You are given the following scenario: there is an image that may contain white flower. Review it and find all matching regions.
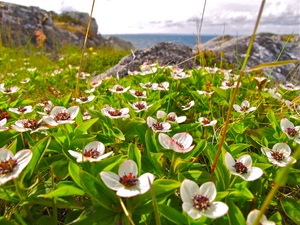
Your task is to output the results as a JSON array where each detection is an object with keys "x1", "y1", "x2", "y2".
[
  {"x1": 147, "y1": 116, "x2": 171, "y2": 133},
  {"x1": 267, "y1": 88, "x2": 282, "y2": 101},
  {"x1": 180, "y1": 180, "x2": 228, "y2": 220},
  {"x1": 20, "y1": 78, "x2": 30, "y2": 84},
  {"x1": 224, "y1": 152, "x2": 263, "y2": 181},
  {"x1": 101, "y1": 105, "x2": 130, "y2": 119},
  {"x1": 129, "y1": 89, "x2": 147, "y2": 98},
  {"x1": 90, "y1": 78, "x2": 102, "y2": 88},
  {"x1": 198, "y1": 117, "x2": 217, "y2": 127},
  {"x1": 182, "y1": 101, "x2": 194, "y2": 111},
  {"x1": 109, "y1": 85, "x2": 130, "y2": 93},
  {"x1": 0, "y1": 118, "x2": 9, "y2": 131},
  {"x1": 152, "y1": 82, "x2": 169, "y2": 91},
  {"x1": 0, "y1": 85, "x2": 19, "y2": 94},
  {"x1": 285, "y1": 100, "x2": 300, "y2": 111},
  {"x1": 85, "y1": 87, "x2": 95, "y2": 93},
  {"x1": 279, "y1": 83, "x2": 300, "y2": 91},
  {"x1": 82, "y1": 112, "x2": 92, "y2": 120},
  {"x1": 8, "y1": 105, "x2": 33, "y2": 115},
  {"x1": 157, "y1": 110, "x2": 186, "y2": 124},
  {"x1": 100, "y1": 159, "x2": 155, "y2": 198},
  {"x1": 68, "y1": 141, "x2": 113, "y2": 163},
  {"x1": 246, "y1": 209, "x2": 275, "y2": 225},
  {"x1": 11, "y1": 119, "x2": 48, "y2": 133},
  {"x1": 280, "y1": 118, "x2": 300, "y2": 144},
  {"x1": 43, "y1": 106, "x2": 79, "y2": 126},
  {"x1": 233, "y1": 100, "x2": 257, "y2": 113},
  {"x1": 159, "y1": 132, "x2": 194, "y2": 153},
  {"x1": 129, "y1": 101, "x2": 152, "y2": 112},
  {"x1": 197, "y1": 90, "x2": 214, "y2": 96},
  {"x1": 171, "y1": 67, "x2": 190, "y2": 79},
  {"x1": 140, "y1": 82, "x2": 158, "y2": 89},
  {"x1": 220, "y1": 80, "x2": 241, "y2": 89},
  {"x1": 261, "y1": 143, "x2": 296, "y2": 167},
  {"x1": 0, "y1": 148, "x2": 32, "y2": 185},
  {"x1": 75, "y1": 95, "x2": 95, "y2": 104}
]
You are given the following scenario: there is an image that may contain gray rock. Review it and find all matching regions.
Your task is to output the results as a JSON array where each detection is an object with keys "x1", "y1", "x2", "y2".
[
  {"x1": 198, "y1": 33, "x2": 300, "y2": 82},
  {"x1": 96, "y1": 42, "x2": 197, "y2": 79},
  {"x1": 0, "y1": 1, "x2": 132, "y2": 51}
]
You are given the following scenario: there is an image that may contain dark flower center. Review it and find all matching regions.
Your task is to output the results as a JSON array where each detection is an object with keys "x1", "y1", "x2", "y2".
[
  {"x1": 17, "y1": 107, "x2": 27, "y2": 113},
  {"x1": 0, "y1": 111, "x2": 11, "y2": 120},
  {"x1": 116, "y1": 86, "x2": 124, "y2": 91},
  {"x1": 240, "y1": 106, "x2": 249, "y2": 112},
  {"x1": 54, "y1": 112, "x2": 71, "y2": 121},
  {"x1": 226, "y1": 81, "x2": 234, "y2": 86},
  {"x1": 145, "y1": 83, "x2": 152, "y2": 88},
  {"x1": 287, "y1": 127, "x2": 297, "y2": 137},
  {"x1": 0, "y1": 158, "x2": 18, "y2": 175},
  {"x1": 271, "y1": 151, "x2": 284, "y2": 161},
  {"x1": 135, "y1": 102, "x2": 146, "y2": 110},
  {"x1": 4, "y1": 87, "x2": 12, "y2": 93},
  {"x1": 152, "y1": 122, "x2": 164, "y2": 130},
  {"x1": 135, "y1": 91, "x2": 144, "y2": 96},
  {"x1": 185, "y1": 103, "x2": 191, "y2": 108},
  {"x1": 175, "y1": 141, "x2": 184, "y2": 148},
  {"x1": 167, "y1": 115, "x2": 176, "y2": 122},
  {"x1": 233, "y1": 162, "x2": 248, "y2": 174},
  {"x1": 84, "y1": 149, "x2": 100, "y2": 159},
  {"x1": 192, "y1": 195, "x2": 210, "y2": 211},
  {"x1": 201, "y1": 118, "x2": 211, "y2": 124},
  {"x1": 80, "y1": 97, "x2": 88, "y2": 102},
  {"x1": 108, "y1": 110, "x2": 122, "y2": 117},
  {"x1": 23, "y1": 119, "x2": 41, "y2": 129},
  {"x1": 119, "y1": 172, "x2": 139, "y2": 187}
]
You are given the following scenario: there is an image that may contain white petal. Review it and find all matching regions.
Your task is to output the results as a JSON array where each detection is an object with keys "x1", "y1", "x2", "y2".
[
  {"x1": 118, "y1": 160, "x2": 138, "y2": 177},
  {"x1": 158, "y1": 133, "x2": 172, "y2": 149},
  {"x1": 116, "y1": 186, "x2": 141, "y2": 197},
  {"x1": 241, "y1": 167, "x2": 263, "y2": 181},
  {"x1": 238, "y1": 154, "x2": 252, "y2": 168},
  {"x1": 273, "y1": 143, "x2": 291, "y2": 155},
  {"x1": 180, "y1": 179, "x2": 199, "y2": 202},
  {"x1": 100, "y1": 171, "x2": 123, "y2": 191},
  {"x1": 0, "y1": 148, "x2": 14, "y2": 161},
  {"x1": 85, "y1": 141, "x2": 105, "y2": 155},
  {"x1": 172, "y1": 132, "x2": 193, "y2": 149},
  {"x1": 233, "y1": 104, "x2": 241, "y2": 112},
  {"x1": 156, "y1": 110, "x2": 167, "y2": 118},
  {"x1": 201, "y1": 202, "x2": 228, "y2": 219},
  {"x1": 137, "y1": 173, "x2": 155, "y2": 194},
  {"x1": 176, "y1": 116, "x2": 187, "y2": 123},
  {"x1": 182, "y1": 202, "x2": 202, "y2": 220},
  {"x1": 67, "y1": 106, "x2": 80, "y2": 119},
  {"x1": 224, "y1": 152, "x2": 236, "y2": 174},
  {"x1": 68, "y1": 150, "x2": 83, "y2": 162},
  {"x1": 199, "y1": 182, "x2": 217, "y2": 202}
]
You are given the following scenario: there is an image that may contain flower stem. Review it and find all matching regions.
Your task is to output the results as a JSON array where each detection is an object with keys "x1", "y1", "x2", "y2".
[
  {"x1": 210, "y1": 0, "x2": 266, "y2": 180},
  {"x1": 229, "y1": 176, "x2": 238, "y2": 188}
]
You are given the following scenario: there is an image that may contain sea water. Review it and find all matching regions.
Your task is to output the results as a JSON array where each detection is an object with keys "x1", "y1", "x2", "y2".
[{"x1": 103, "y1": 33, "x2": 216, "y2": 50}]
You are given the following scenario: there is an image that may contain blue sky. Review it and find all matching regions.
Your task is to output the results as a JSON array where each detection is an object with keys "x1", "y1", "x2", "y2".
[{"x1": 4, "y1": 0, "x2": 300, "y2": 35}]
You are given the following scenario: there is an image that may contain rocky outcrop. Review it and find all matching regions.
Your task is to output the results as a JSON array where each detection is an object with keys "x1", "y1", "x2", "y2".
[
  {"x1": 0, "y1": 1, "x2": 133, "y2": 51},
  {"x1": 96, "y1": 42, "x2": 196, "y2": 79},
  {"x1": 198, "y1": 33, "x2": 300, "y2": 82}
]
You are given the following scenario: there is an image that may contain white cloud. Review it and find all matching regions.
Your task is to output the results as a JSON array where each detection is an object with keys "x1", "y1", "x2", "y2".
[{"x1": 3, "y1": 0, "x2": 300, "y2": 34}]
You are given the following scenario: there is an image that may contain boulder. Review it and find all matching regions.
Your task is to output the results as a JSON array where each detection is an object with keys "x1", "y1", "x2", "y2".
[
  {"x1": 198, "y1": 33, "x2": 300, "y2": 82},
  {"x1": 96, "y1": 42, "x2": 196, "y2": 79},
  {"x1": 0, "y1": 1, "x2": 132, "y2": 51}
]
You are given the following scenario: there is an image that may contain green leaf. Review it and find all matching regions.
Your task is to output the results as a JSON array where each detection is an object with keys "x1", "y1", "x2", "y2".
[
  {"x1": 229, "y1": 143, "x2": 250, "y2": 155},
  {"x1": 23, "y1": 136, "x2": 51, "y2": 181},
  {"x1": 225, "y1": 197, "x2": 246, "y2": 225},
  {"x1": 269, "y1": 211, "x2": 282, "y2": 225},
  {"x1": 111, "y1": 126, "x2": 125, "y2": 141},
  {"x1": 158, "y1": 204, "x2": 187, "y2": 225},
  {"x1": 266, "y1": 110, "x2": 279, "y2": 133},
  {"x1": 66, "y1": 205, "x2": 116, "y2": 225},
  {"x1": 79, "y1": 170, "x2": 118, "y2": 210},
  {"x1": 228, "y1": 183, "x2": 254, "y2": 200},
  {"x1": 74, "y1": 118, "x2": 98, "y2": 136},
  {"x1": 0, "y1": 218, "x2": 18, "y2": 225},
  {"x1": 41, "y1": 181, "x2": 85, "y2": 198},
  {"x1": 178, "y1": 170, "x2": 210, "y2": 184},
  {"x1": 128, "y1": 143, "x2": 142, "y2": 174},
  {"x1": 281, "y1": 198, "x2": 300, "y2": 224},
  {"x1": 68, "y1": 162, "x2": 82, "y2": 188}
]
